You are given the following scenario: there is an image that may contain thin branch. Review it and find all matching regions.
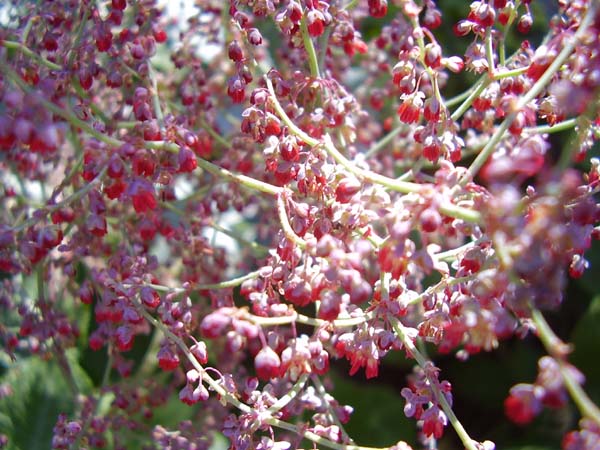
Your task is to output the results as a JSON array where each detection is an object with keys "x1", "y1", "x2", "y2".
[
  {"x1": 146, "y1": 270, "x2": 262, "y2": 292},
  {"x1": 364, "y1": 124, "x2": 405, "y2": 159},
  {"x1": 2, "y1": 40, "x2": 62, "y2": 70},
  {"x1": 134, "y1": 298, "x2": 386, "y2": 450},
  {"x1": 531, "y1": 309, "x2": 600, "y2": 427},
  {"x1": 267, "y1": 373, "x2": 309, "y2": 414},
  {"x1": 523, "y1": 118, "x2": 578, "y2": 135},
  {"x1": 300, "y1": 15, "x2": 321, "y2": 79},
  {"x1": 277, "y1": 192, "x2": 307, "y2": 249},
  {"x1": 0, "y1": 64, "x2": 282, "y2": 199},
  {"x1": 311, "y1": 374, "x2": 354, "y2": 443},
  {"x1": 461, "y1": 4, "x2": 597, "y2": 184},
  {"x1": 391, "y1": 317, "x2": 480, "y2": 450}
]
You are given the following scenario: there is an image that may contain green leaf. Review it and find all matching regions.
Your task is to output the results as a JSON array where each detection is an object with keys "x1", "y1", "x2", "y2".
[
  {"x1": 0, "y1": 357, "x2": 77, "y2": 450},
  {"x1": 330, "y1": 370, "x2": 416, "y2": 447},
  {"x1": 570, "y1": 295, "x2": 600, "y2": 405},
  {"x1": 146, "y1": 391, "x2": 195, "y2": 429},
  {"x1": 65, "y1": 348, "x2": 94, "y2": 393}
]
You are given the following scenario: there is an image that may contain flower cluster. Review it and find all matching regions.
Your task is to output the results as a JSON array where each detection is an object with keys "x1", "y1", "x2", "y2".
[{"x1": 0, "y1": 0, "x2": 599, "y2": 449}]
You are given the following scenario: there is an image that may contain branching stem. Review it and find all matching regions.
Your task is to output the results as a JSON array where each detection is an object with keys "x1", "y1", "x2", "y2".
[
  {"x1": 391, "y1": 317, "x2": 479, "y2": 450},
  {"x1": 531, "y1": 309, "x2": 600, "y2": 427},
  {"x1": 461, "y1": 4, "x2": 597, "y2": 184}
]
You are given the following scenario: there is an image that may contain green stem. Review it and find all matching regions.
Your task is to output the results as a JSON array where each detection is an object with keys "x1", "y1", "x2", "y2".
[
  {"x1": 266, "y1": 76, "x2": 419, "y2": 192},
  {"x1": 277, "y1": 192, "x2": 307, "y2": 249},
  {"x1": 3, "y1": 39, "x2": 118, "y2": 126},
  {"x1": 101, "y1": 349, "x2": 113, "y2": 387},
  {"x1": 48, "y1": 146, "x2": 84, "y2": 202},
  {"x1": 265, "y1": 77, "x2": 482, "y2": 222},
  {"x1": 438, "y1": 202, "x2": 481, "y2": 224},
  {"x1": 21, "y1": 17, "x2": 35, "y2": 44},
  {"x1": 462, "y1": 118, "x2": 511, "y2": 186},
  {"x1": 396, "y1": 158, "x2": 424, "y2": 182},
  {"x1": 134, "y1": 299, "x2": 252, "y2": 411},
  {"x1": 300, "y1": 15, "x2": 321, "y2": 78},
  {"x1": 364, "y1": 124, "x2": 405, "y2": 159},
  {"x1": 265, "y1": 417, "x2": 384, "y2": 450},
  {"x1": 485, "y1": 27, "x2": 495, "y2": 75},
  {"x1": 558, "y1": 89, "x2": 599, "y2": 170},
  {"x1": 461, "y1": 5, "x2": 597, "y2": 184},
  {"x1": 317, "y1": 27, "x2": 333, "y2": 75},
  {"x1": 1, "y1": 40, "x2": 62, "y2": 71},
  {"x1": 67, "y1": 6, "x2": 91, "y2": 68},
  {"x1": 76, "y1": 87, "x2": 112, "y2": 124},
  {"x1": 499, "y1": 36, "x2": 507, "y2": 67},
  {"x1": 139, "y1": 270, "x2": 261, "y2": 293},
  {"x1": 311, "y1": 374, "x2": 355, "y2": 443},
  {"x1": 267, "y1": 373, "x2": 309, "y2": 414},
  {"x1": 116, "y1": 121, "x2": 138, "y2": 129},
  {"x1": 561, "y1": 365, "x2": 600, "y2": 426},
  {"x1": 524, "y1": 117, "x2": 578, "y2": 135},
  {"x1": 196, "y1": 157, "x2": 281, "y2": 196},
  {"x1": 199, "y1": 117, "x2": 231, "y2": 149},
  {"x1": 391, "y1": 318, "x2": 479, "y2": 450},
  {"x1": 448, "y1": 54, "x2": 524, "y2": 114},
  {"x1": 54, "y1": 166, "x2": 107, "y2": 209},
  {"x1": 154, "y1": 141, "x2": 283, "y2": 196},
  {"x1": 148, "y1": 64, "x2": 165, "y2": 129},
  {"x1": 407, "y1": 276, "x2": 474, "y2": 307},
  {"x1": 14, "y1": 166, "x2": 108, "y2": 232},
  {"x1": 266, "y1": 76, "x2": 319, "y2": 147},
  {"x1": 497, "y1": 1, "x2": 522, "y2": 67},
  {"x1": 2, "y1": 64, "x2": 121, "y2": 146},
  {"x1": 136, "y1": 299, "x2": 378, "y2": 450},
  {"x1": 408, "y1": 15, "x2": 450, "y2": 125},
  {"x1": 342, "y1": 0, "x2": 360, "y2": 10},
  {"x1": 445, "y1": 88, "x2": 474, "y2": 108},
  {"x1": 355, "y1": 225, "x2": 385, "y2": 249},
  {"x1": 246, "y1": 308, "x2": 375, "y2": 328},
  {"x1": 492, "y1": 66, "x2": 528, "y2": 80},
  {"x1": 436, "y1": 239, "x2": 481, "y2": 262},
  {"x1": 450, "y1": 77, "x2": 490, "y2": 122},
  {"x1": 531, "y1": 309, "x2": 600, "y2": 426},
  {"x1": 3, "y1": 63, "x2": 283, "y2": 201}
]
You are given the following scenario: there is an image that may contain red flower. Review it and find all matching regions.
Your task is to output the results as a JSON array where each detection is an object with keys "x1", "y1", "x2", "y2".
[
  {"x1": 227, "y1": 76, "x2": 246, "y2": 104},
  {"x1": 89, "y1": 332, "x2": 104, "y2": 351},
  {"x1": 368, "y1": 0, "x2": 388, "y2": 18},
  {"x1": 115, "y1": 326, "x2": 134, "y2": 352},
  {"x1": 104, "y1": 179, "x2": 127, "y2": 200},
  {"x1": 255, "y1": 346, "x2": 281, "y2": 381},
  {"x1": 422, "y1": 406, "x2": 447, "y2": 439},
  {"x1": 397, "y1": 93, "x2": 424, "y2": 124},
  {"x1": 157, "y1": 346, "x2": 180, "y2": 371},
  {"x1": 178, "y1": 147, "x2": 198, "y2": 173},
  {"x1": 130, "y1": 182, "x2": 157, "y2": 213},
  {"x1": 306, "y1": 10, "x2": 325, "y2": 37},
  {"x1": 335, "y1": 177, "x2": 361, "y2": 203},
  {"x1": 504, "y1": 385, "x2": 542, "y2": 425}
]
